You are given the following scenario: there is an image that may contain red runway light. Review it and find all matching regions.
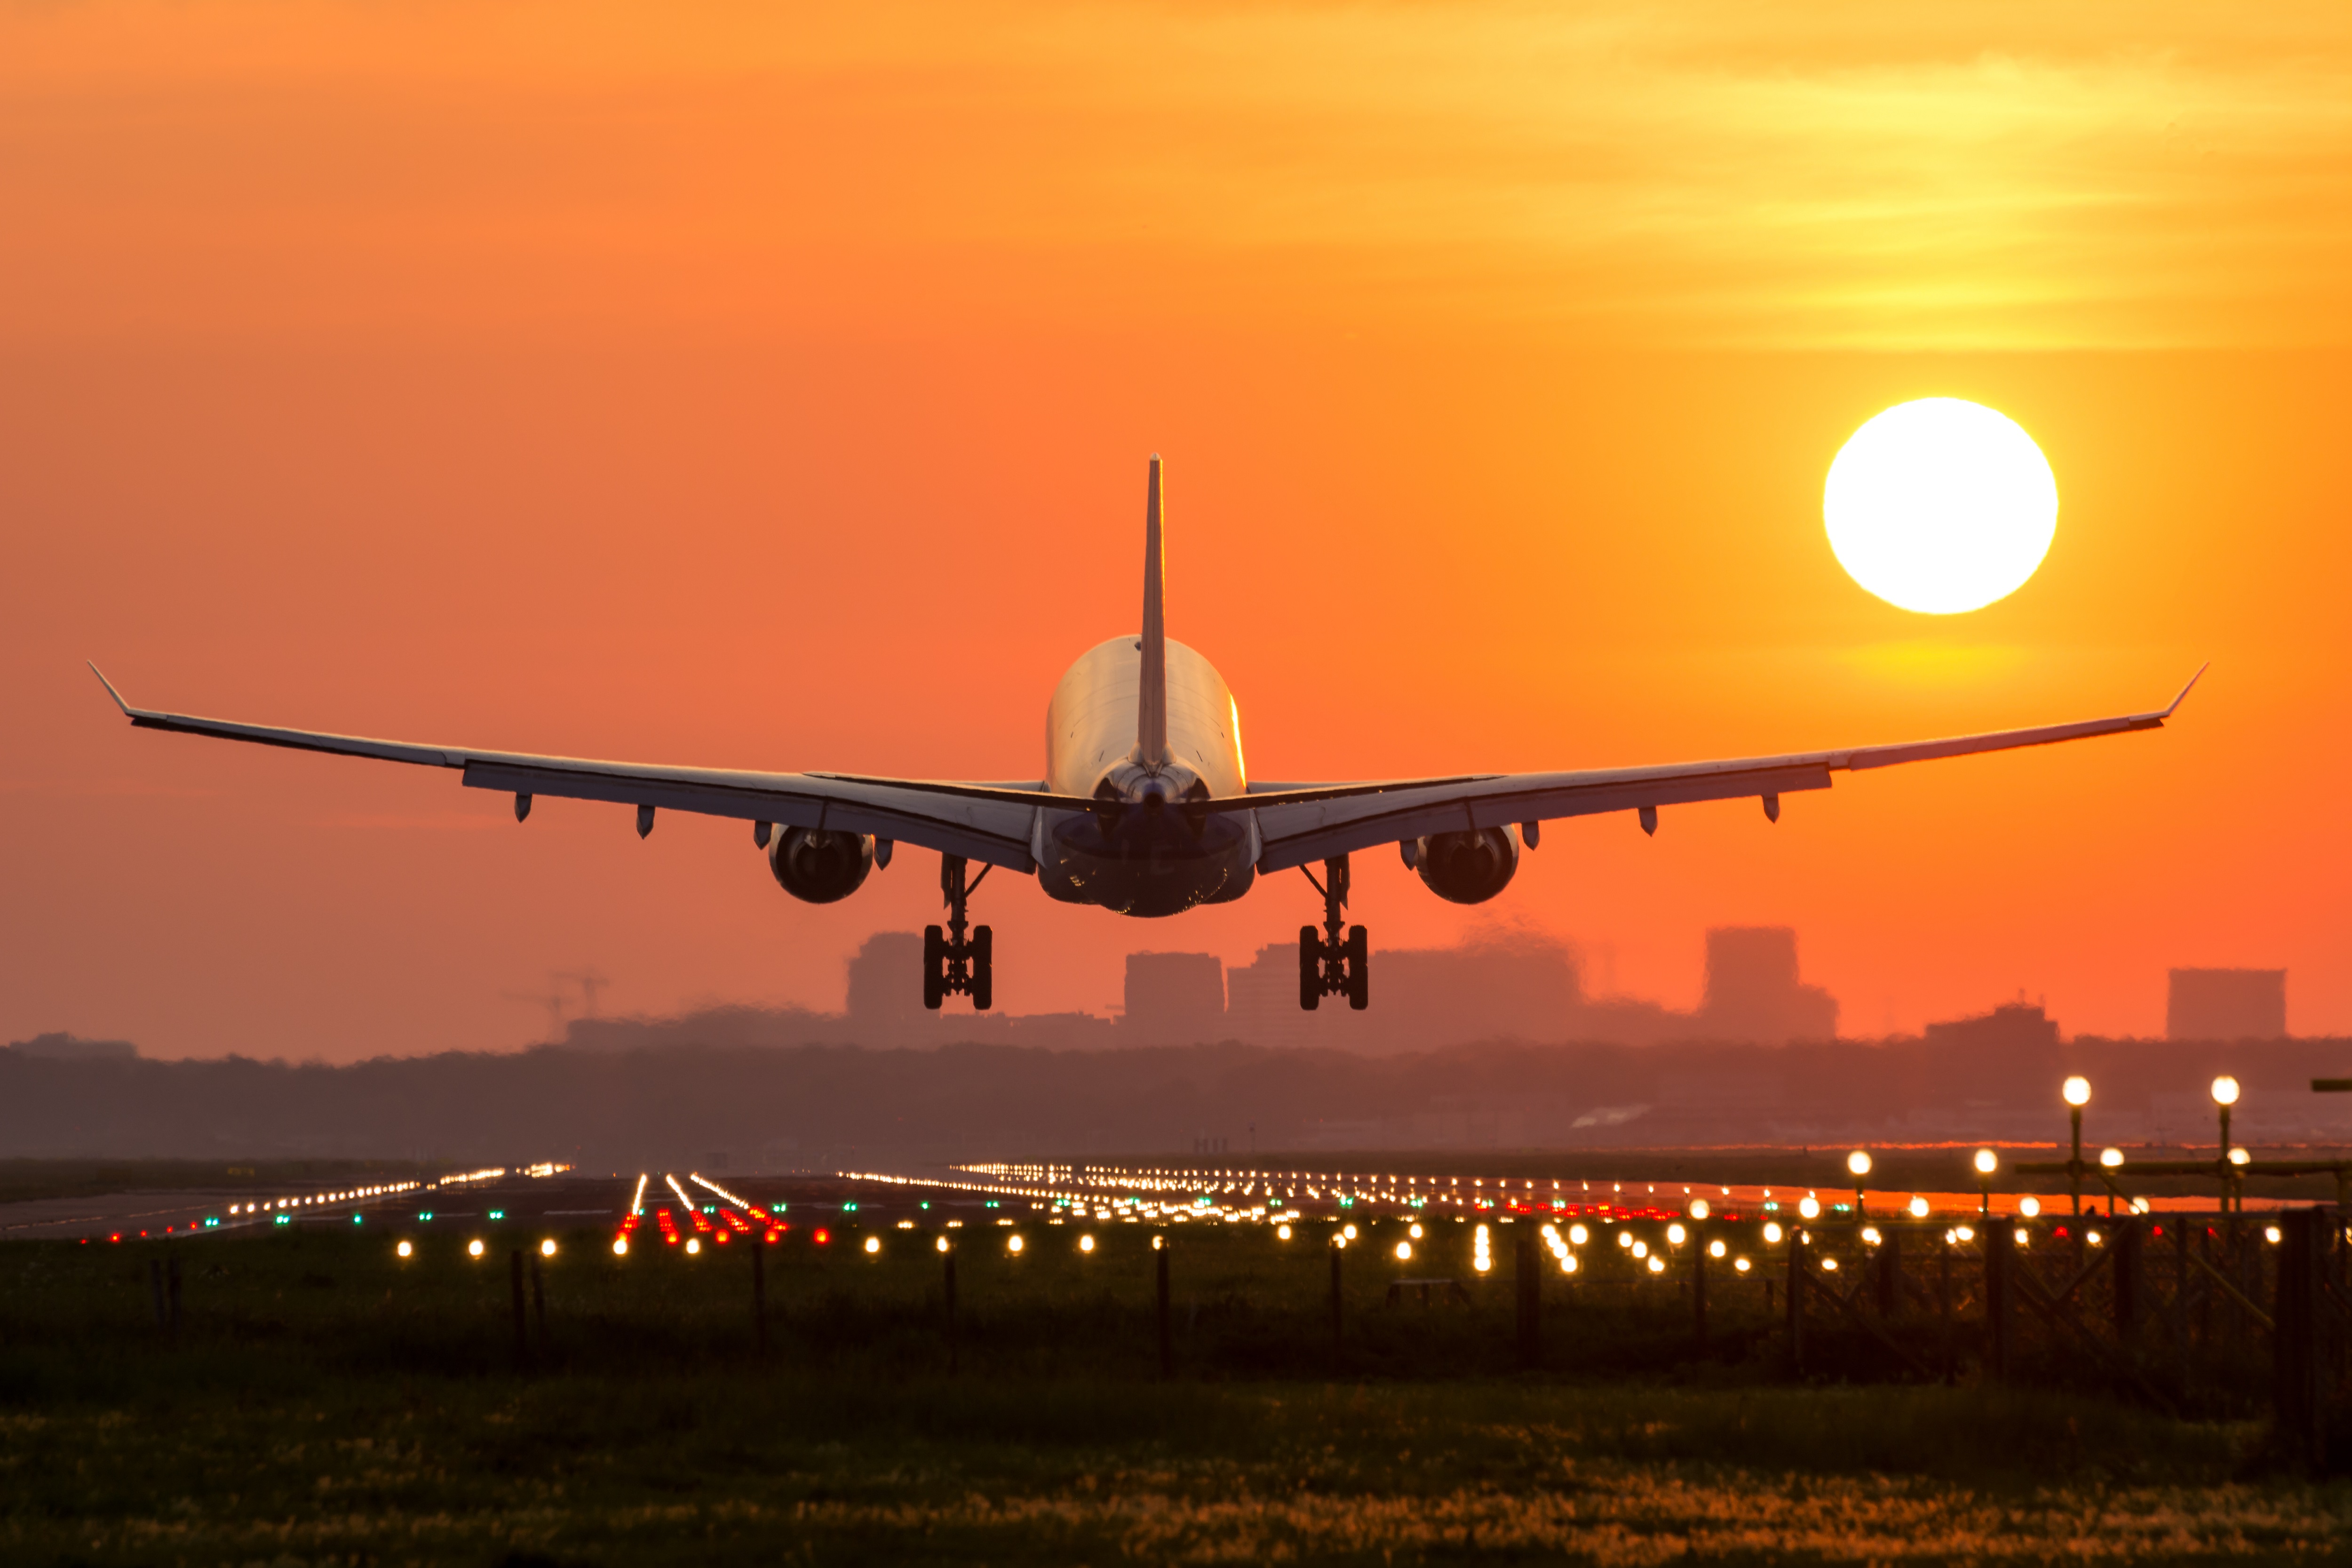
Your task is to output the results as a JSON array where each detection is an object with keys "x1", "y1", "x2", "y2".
[{"x1": 814, "y1": 1228, "x2": 831, "y2": 1245}]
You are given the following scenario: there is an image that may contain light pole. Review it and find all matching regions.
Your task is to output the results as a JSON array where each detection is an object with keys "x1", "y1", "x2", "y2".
[
  {"x1": 2098, "y1": 1147, "x2": 2124, "y2": 1217},
  {"x1": 1847, "y1": 1150, "x2": 1872, "y2": 1221},
  {"x1": 1973, "y1": 1148, "x2": 1998, "y2": 1218},
  {"x1": 2062, "y1": 1076, "x2": 2091, "y2": 1219},
  {"x1": 2210, "y1": 1076, "x2": 2240, "y2": 1214}
]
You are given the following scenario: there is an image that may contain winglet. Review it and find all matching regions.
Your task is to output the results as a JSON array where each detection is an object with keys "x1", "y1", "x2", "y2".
[
  {"x1": 2161, "y1": 662, "x2": 2209, "y2": 719},
  {"x1": 1136, "y1": 455, "x2": 1169, "y2": 766},
  {"x1": 87, "y1": 661, "x2": 134, "y2": 718}
]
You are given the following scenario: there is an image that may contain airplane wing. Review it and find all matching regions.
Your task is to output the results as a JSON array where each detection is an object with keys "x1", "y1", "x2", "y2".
[
  {"x1": 87, "y1": 666, "x2": 1047, "y2": 871},
  {"x1": 1245, "y1": 667, "x2": 2206, "y2": 873}
]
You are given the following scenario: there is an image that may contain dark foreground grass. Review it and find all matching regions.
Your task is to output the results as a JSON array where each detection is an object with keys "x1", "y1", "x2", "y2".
[{"x1": 4, "y1": 1227, "x2": 2349, "y2": 1564}]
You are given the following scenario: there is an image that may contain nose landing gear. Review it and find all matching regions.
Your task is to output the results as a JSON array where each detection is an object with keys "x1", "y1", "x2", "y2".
[
  {"x1": 1297, "y1": 855, "x2": 1368, "y2": 1011},
  {"x1": 923, "y1": 855, "x2": 993, "y2": 1011}
]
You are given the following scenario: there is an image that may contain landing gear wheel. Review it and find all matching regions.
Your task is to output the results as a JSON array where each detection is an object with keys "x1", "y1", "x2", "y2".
[
  {"x1": 922, "y1": 926, "x2": 947, "y2": 1011},
  {"x1": 1296, "y1": 856, "x2": 1372, "y2": 1011},
  {"x1": 922, "y1": 855, "x2": 996, "y2": 1010}
]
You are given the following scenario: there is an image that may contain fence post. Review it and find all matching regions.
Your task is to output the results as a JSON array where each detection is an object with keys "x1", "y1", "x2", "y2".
[
  {"x1": 530, "y1": 1257, "x2": 549, "y2": 1356},
  {"x1": 1786, "y1": 1230, "x2": 1806, "y2": 1376},
  {"x1": 1515, "y1": 1227, "x2": 1539, "y2": 1367},
  {"x1": 751, "y1": 1237, "x2": 768, "y2": 1357},
  {"x1": 1328, "y1": 1236, "x2": 1343, "y2": 1349},
  {"x1": 1156, "y1": 1237, "x2": 1173, "y2": 1378},
  {"x1": 509, "y1": 1250, "x2": 529, "y2": 1371},
  {"x1": 943, "y1": 1245, "x2": 958, "y2": 1375},
  {"x1": 1692, "y1": 1223, "x2": 1708, "y2": 1351},
  {"x1": 1876, "y1": 1226, "x2": 1901, "y2": 1317},
  {"x1": 2274, "y1": 1209, "x2": 2324, "y2": 1472},
  {"x1": 1984, "y1": 1221, "x2": 2013, "y2": 1381},
  {"x1": 2113, "y1": 1217, "x2": 2142, "y2": 1342}
]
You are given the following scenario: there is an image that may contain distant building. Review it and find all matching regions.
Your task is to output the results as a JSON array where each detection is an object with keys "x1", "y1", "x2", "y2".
[
  {"x1": 1923, "y1": 1002, "x2": 2060, "y2": 1054},
  {"x1": 1694, "y1": 927, "x2": 1838, "y2": 1043},
  {"x1": 2167, "y1": 968, "x2": 2287, "y2": 1040},
  {"x1": 1224, "y1": 944, "x2": 1325, "y2": 1049},
  {"x1": 1122, "y1": 952, "x2": 1227, "y2": 1045},
  {"x1": 845, "y1": 933, "x2": 925, "y2": 1023}
]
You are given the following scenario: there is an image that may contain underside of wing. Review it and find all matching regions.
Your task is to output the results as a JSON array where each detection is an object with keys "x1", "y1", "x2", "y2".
[
  {"x1": 1251, "y1": 668, "x2": 2204, "y2": 871},
  {"x1": 88, "y1": 667, "x2": 1041, "y2": 871}
]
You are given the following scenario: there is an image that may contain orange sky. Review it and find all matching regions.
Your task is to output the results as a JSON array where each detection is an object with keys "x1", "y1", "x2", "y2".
[{"x1": 3, "y1": 2, "x2": 2347, "y2": 1059}]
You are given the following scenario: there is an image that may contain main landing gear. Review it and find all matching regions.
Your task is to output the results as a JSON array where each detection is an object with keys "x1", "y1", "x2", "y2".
[
  {"x1": 924, "y1": 854, "x2": 993, "y2": 1011},
  {"x1": 1297, "y1": 855, "x2": 1368, "y2": 1011}
]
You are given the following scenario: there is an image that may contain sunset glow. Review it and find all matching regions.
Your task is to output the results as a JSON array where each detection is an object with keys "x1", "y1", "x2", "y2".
[{"x1": 2, "y1": 2, "x2": 2348, "y2": 1057}]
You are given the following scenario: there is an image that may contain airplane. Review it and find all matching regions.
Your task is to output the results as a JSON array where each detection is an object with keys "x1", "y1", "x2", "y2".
[{"x1": 91, "y1": 456, "x2": 2202, "y2": 1014}]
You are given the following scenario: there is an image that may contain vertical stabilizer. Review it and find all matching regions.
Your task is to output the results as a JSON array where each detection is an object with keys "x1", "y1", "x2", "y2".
[{"x1": 1137, "y1": 455, "x2": 1169, "y2": 767}]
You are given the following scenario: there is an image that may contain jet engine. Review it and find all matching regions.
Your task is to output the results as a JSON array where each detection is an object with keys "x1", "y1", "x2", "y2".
[
  {"x1": 1411, "y1": 825, "x2": 1520, "y2": 905},
  {"x1": 768, "y1": 827, "x2": 876, "y2": 904}
]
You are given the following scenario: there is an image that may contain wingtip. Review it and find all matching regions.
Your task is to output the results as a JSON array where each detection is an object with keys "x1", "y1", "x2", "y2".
[
  {"x1": 86, "y1": 660, "x2": 134, "y2": 717},
  {"x1": 2162, "y1": 661, "x2": 2210, "y2": 718}
]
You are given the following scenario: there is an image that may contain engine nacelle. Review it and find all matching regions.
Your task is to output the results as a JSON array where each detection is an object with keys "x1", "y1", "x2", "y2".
[
  {"x1": 768, "y1": 827, "x2": 875, "y2": 904},
  {"x1": 1412, "y1": 825, "x2": 1521, "y2": 905}
]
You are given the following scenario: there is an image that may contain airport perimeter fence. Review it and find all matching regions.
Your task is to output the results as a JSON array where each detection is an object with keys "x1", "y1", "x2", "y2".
[{"x1": 1623, "y1": 1205, "x2": 2352, "y2": 1469}]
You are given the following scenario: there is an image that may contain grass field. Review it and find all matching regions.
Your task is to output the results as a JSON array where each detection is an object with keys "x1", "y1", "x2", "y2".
[{"x1": 4, "y1": 1218, "x2": 2350, "y2": 1564}]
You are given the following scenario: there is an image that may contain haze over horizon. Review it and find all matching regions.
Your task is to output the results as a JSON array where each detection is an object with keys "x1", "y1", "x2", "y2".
[{"x1": 4, "y1": 3, "x2": 2346, "y2": 1063}]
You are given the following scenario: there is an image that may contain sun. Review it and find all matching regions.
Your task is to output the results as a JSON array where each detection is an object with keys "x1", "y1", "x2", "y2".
[{"x1": 1823, "y1": 398, "x2": 2058, "y2": 614}]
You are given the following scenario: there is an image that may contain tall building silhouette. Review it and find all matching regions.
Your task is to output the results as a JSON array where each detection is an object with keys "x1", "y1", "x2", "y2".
[
  {"x1": 1121, "y1": 951, "x2": 1228, "y2": 1045},
  {"x1": 845, "y1": 932, "x2": 925, "y2": 1024},
  {"x1": 2167, "y1": 968, "x2": 2287, "y2": 1040},
  {"x1": 1695, "y1": 927, "x2": 1838, "y2": 1043}
]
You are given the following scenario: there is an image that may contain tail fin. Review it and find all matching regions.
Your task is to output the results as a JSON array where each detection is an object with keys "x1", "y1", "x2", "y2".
[{"x1": 1137, "y1": 454, "x2": 1168, "y2": 766}]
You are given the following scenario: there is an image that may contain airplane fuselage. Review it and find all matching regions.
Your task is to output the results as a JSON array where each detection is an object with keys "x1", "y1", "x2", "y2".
[{"x1": 1035, "y1": 634, "x2": 1256, "y2": 916}]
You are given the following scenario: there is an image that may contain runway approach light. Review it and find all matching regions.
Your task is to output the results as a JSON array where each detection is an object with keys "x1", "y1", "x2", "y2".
[
  {"x1": 1568, "y1": 1224, "x2": 1589, "y2": 1246},
  {"x1": 936, "y1": 1236, "x2": 951, "y2": 1254},
  {"x1": 685, "y1": 1238, "x2": 701, "y2": 1256},
  {"x1": 1974, "y1": 1149, "x2": 1999, "y2": 1176},
  {"x1": 2019, "y1": 1196, "x2": 2042, "y2": 1218},
  {"x1": 540, "y1": 1239, "x2": 557, "y2": 1258},
  {"x1": 2230, "y1": 1148, "x2": 2251, "y2": 1167},
  {"x1": 612, "y1": 1238, "x2": 629, "y2": 1257},
  {"x1": 467, "y1": 1240, "x2": 485, "y2": 1259},
  {"x1": 1797, "y1": 1197, "x2": 1820, "y2": 1220},
  {"x1": 396, "y1": 1240, "x2": 413, "y2": 1259},
  {"x1": 2211, "y1": 1075, "x2": 2241, "y2": 1107},
  {"x1": 1666, "y1": 1224, "x2": 1687, "y2": 1246},
  {"x1": 1847, "y1": 1151, "x2": 1873, "y2": 1178},
  {"x1": 2063, "y1": 1076, "x2": 2091, "y2": 1108},
  {"x1": 1908, "y1": 1196, "x2": 1931, "y2": 1219},
  {"x1": 1395, "y1": 1241, "x2": 1413, "y2": 1262},
  {"x1": 1688, "y1": 1199, "x2": 1709, "y2": 1220},
  {"x1": 1276, "y1": 1224, "x2": 1292, "y2": 1241},
  {"x1": 863, "y1": 1236, "x2": 881, "y2": 1255},
  {"x1": 1708, "y1": 1239, "x2": 1727, "y2": 1258},
  {"x1": 2100, "y1": 1148, "x2": 2125, "y2": 1169},
  {"x1": 1763, "y1": 1222, "x2": 1784, "y2": 1245},
  {"x1": 1079, "y1": 1234, "x2": 1096, "y2": 1253}
]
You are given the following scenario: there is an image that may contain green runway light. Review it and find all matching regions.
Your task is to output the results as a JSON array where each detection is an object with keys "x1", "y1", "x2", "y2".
[
  {"x1": 842, "y1": 1202, "x2": 858, "y2": 1211},
  {"x1": 351, "y1": 1215, "x2": 363, "y2": 1225},
  {"x1": 419, "y1": 1211, "x2": 435, "y2": 1221},
  {"x1": 488, "y1": 1210, "x2": 506, "y2": 1220},
  {"x1": 273, "y1": 1214, "x2": 290, "y2": 1226}
]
